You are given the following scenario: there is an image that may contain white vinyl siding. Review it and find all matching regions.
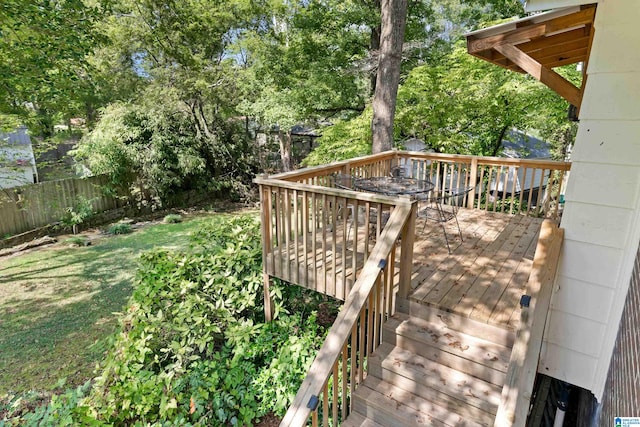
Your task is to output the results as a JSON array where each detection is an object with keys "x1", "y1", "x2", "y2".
[{"x1": 540, "y1": 0, "x2": 640, "y2": 400}]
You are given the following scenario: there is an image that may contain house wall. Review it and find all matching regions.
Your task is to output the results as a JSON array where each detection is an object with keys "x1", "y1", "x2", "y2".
[
  {"x1": 538, "y1": 0, "x2": 640, "y2": 400},
  {"x1": 0, "y1": 165, "x2": 35, "y2": 188},
  {"x1": 597, "y1": 245, "x2": 640, "y2": 423}
]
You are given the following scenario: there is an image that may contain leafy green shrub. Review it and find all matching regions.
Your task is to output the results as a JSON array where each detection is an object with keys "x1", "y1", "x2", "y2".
[
  {"x1": 0, "y1": 381, "x2": 95, "y2": 427},
  {"x1": 8, "y1": 214, "x2": 330, "y2": 426},
  {"x1": 107, "y1": 223, "x2": 132, "y2": 235},
  {"x1": 163, "y1": 214, "x2": 183, "y2": 224},
  {"x1": 60, "y1": 196, "x2": 94, "y2": 234}
]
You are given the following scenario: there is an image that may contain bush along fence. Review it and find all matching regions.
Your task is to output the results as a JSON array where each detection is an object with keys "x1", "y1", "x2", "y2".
[{"x1": 0, "y1": 175, "x2": 128, "y2": 238}]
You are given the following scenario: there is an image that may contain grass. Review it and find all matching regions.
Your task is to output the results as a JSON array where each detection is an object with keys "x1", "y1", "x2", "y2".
[{"x1": 0, "y1": 211, "x2": 247, "y2": 395}]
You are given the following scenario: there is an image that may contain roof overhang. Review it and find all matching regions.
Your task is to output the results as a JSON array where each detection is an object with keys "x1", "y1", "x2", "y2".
[{"x1": 465, "y1": 4, "x2": 596, "y2": 109}]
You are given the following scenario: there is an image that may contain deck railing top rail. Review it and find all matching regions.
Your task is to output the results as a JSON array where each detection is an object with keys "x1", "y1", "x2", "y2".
[{"x1": 260, "y1": 150, "x2": 571, "y2": 221}]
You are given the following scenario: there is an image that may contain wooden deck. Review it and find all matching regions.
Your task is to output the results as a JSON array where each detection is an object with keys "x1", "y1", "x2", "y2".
[
  {"x1": 409, "y1": 209, "x2": 543, "y2": 331},
  {"x1": 266, "y1": 208, "x2": 543, "y2": 331}
]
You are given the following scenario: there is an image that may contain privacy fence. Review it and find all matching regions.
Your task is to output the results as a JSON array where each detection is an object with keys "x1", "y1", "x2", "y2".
[{"x1": 0, "y1": 175, "x2": 127, "y2": 237}]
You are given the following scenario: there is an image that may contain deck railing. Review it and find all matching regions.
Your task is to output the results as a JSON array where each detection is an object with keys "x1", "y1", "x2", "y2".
[
  {"x1": 255, "y1": 150, "x2": 570, "y2": 427},
  {"x1": 269, "y1": 150, "x2": 571, "y2": 220},
  {"x1": 494, "y1": 220, "x2": 564, "y2": 426},
  {"x1": 256, "y1": 176, "x2": 412, "y2": 301},
  {"x1": 278, "y1": 202, "x2": 415, "y2": 427}
]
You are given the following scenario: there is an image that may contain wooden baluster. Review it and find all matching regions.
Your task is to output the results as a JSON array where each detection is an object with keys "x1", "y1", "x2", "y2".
[
  {"x1": 527, "y1": 168, "x2": 536, "y2": 217},
  {"x1": 322, "y1": 382, "x2": 329, "y2": 427},
  {"x1": 331, "y1": 195, "x2": 338, "y2": 299},
  {"x1": 274, "y1": 188, "x2": 282, "y2": 277},
  {"x1": 509, "y1": 166, "x2": 518, "y2": 214},
  {"x1": 302, "y1": 191, "x2": 309, "y2": 287},
  {"x1": 536, "y1": 169, "x2": 546, "y2": 216},
  {"x1": 500, "y1": 166, "x2": 509, "y2": 213},
  {"x1": 341, "y1": 196, "x2": 348, "y2": 300},
  {"x1": 332, "y1": 362, "x2": 339, "y2": 423},
  {"x1": 321, "y1": 193, "x2": 327, "y2": 295},
  {"x1": 367, "y1": 293, "x2": 374, "y2": 356},
  {"x1": 542, "y1": 169, "x2": 553, "y2": 217},
  {"x1": 364, "y1": 202, "x2": 371, "y2": 258},
  {"x1": 350, "y1": 323, "x2": 357, "y2": 401},
  {"x1": 341, "y1": 342, "x2": 348, "y2": 420},
  {"x1": 358, "y1": 308, "x2": 365, "y2": 384},
  {"x1": 312, "y1": 193, "x2": 318, "y2": 292},
  {"x1": 518, "y1": 168, "x2": 528, "y2": 216},
  {"x1": 469, "y1": 158, "x2": 478, "y2": 209},
  {"x1": 387, "y1": 244, "x2": 395, "y2": 316},
  {"x1": 293, "y1": 189, "x2": 299, "y2": 284},
  {"x1": 284, "y1": 189, "x2": 292, "y2": 280}
]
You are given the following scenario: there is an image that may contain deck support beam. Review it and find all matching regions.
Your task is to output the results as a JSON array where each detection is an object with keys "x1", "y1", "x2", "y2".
[{"x1": 263, "y1": 273, "x2": 274, "y2": 322}]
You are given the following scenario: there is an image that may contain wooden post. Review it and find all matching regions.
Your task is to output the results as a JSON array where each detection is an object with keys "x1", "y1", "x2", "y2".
[
  {"x1": 397, "y1": 198, "x2": 416, "y2": 312},
  {"x1": 258, "y1": 174, "x2": 274, "y2": 322},
  {"x1": 263, "y1": 273, "x2": 274, "y2": 322},
  {"x1": 468, "y1": 158, "x2": 478, "y2": 209}
]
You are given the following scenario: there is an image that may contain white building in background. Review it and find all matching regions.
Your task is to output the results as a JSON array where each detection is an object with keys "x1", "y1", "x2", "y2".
[{"x1": 0, "y1": 126, "x2": 38, "y2": 189}]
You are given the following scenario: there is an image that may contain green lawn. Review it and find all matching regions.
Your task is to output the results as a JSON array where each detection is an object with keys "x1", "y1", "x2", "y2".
[{"x1": 0, "y1": 211, "x2": 250, "y2": 395}]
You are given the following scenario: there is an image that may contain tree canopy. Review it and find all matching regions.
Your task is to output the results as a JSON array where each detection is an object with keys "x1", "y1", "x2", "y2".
[{"x1": 2, "y1": 0, "x2": 575, "y2": 199}]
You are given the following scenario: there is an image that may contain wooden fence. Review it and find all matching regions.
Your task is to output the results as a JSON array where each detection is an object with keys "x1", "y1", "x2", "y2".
[{"x1": 0, "y1": 175, "x2": 126, "y2": 237}]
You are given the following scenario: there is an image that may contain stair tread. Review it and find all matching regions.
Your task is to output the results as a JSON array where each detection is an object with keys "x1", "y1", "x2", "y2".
[
  {"x1": 384, "y1": 312, "x2": 512, "y2": 373},
  {"x1": 403, "y1": 302, "x2": 516, "y2": 347},
  {"x1": 342, "y1": 411, "x2": 386, "y2": 427},
  {"x1": 353, "y1": 377, "x2": 491, "y2": 427},
  {"x1": 369, "y1": 342, "x2": 502, "y2": 414}
]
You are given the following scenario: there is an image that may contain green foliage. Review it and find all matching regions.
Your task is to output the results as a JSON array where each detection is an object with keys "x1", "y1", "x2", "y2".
[
  {"x1": 309, "y1": 42, "x2": 577, "y2": 160},
  {"x1": 302, "y1": 108, "x2": 373, "y2": 166},
  {"x1": 107, "y1": 223, "x2": 132, "y2": 235},
  {"x1": 64, "y1": 215, "x2": 327, "y2": 425},
  {"x1": 395, "y1": 43, "x2": 577, "y2": 156},
  {"x1": 0, "y1": 381, "x2": 95, "y2": 427},
  {"x1": 63, "y1": 236, "x2": 90, "y2": 247},
  {"x1": 60, "y1": 196, "x2": 94, "y2": 234},
  {"x1": 163, "y1": 214, "x2": 183, "y2": 224},
  {"x1": 74, "y1": 97, "x2": 257, "y2": 205},
  {"x1": 0, "y1": 0, "x2": 105, "y2": 136}
]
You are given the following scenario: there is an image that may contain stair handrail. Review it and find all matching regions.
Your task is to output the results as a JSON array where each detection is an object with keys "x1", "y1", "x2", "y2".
[
  {"x1": 279, "y1": 201, "x2": 414, "y2": 427},
  {"x1": 494, "y1": 219, "x2": 564, "y2": 426}
]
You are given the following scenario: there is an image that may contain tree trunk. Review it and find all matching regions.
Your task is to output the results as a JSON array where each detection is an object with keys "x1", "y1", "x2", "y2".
[
  {"x1": 278, "y1": 130, "x2": 292, "y2": 172},
  {"x1": 491, "y1": 124, "x2": 509, "y2": 157},
  {"x1": 371, "y1": 0, "x2": 408, "y2": 154},
  {"x1": 369, "y1": 0, "x2": 381, "y2": 94}
]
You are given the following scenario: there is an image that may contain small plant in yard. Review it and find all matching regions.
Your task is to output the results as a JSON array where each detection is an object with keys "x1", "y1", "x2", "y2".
[
  {"x1": 107, "y1": 223, "x2": 132, "y2": 235},
  {"x1": 60, "y1": 196, "x2": 94, "y2": 234},
  {"x1": 63, "y1": 236, "x2": 90, "y2": 247},
  {"x1": 163, "y1": 213, "x2": 182, "y2": 223}
]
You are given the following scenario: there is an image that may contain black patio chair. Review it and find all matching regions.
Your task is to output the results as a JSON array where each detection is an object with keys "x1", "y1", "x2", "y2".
[{"x1": 417, "y1": 186, "x2": 474, "y2": 254}]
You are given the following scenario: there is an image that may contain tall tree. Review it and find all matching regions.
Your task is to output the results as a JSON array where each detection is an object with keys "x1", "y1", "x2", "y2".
[
  {"x1": 371, "y1": 0, "x2": 408, "y2": 153},
  {"x1": 0, "y1": 0, "x2": 103, "y2": 136}
]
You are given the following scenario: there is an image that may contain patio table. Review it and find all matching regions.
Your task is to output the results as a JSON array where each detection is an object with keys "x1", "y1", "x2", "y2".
[{"x1": 353, "y1": 176, "x2": 434, "y2": 197}]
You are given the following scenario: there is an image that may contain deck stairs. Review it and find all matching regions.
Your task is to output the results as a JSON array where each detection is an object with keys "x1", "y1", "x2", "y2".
[{"x1": 343, "y1": 303, "x2": 515, "y2": 427}]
